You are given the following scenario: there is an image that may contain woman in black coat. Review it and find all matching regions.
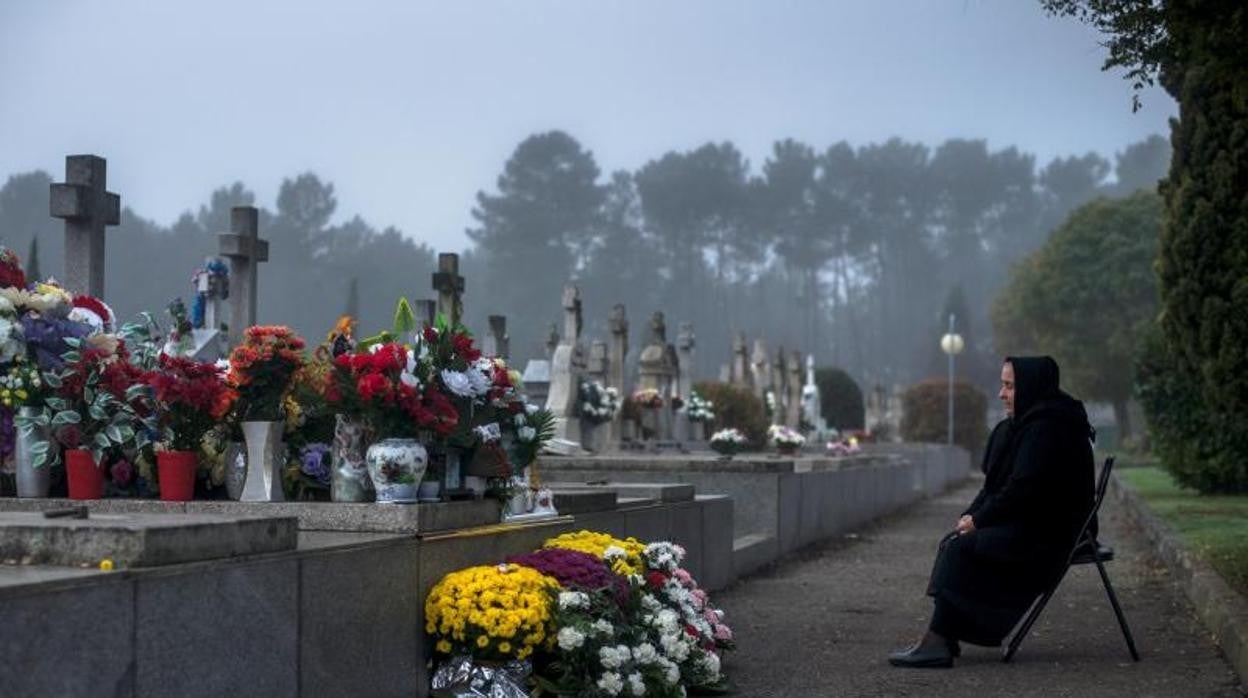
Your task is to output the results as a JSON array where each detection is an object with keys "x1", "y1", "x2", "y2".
[{"x1": 889, "y1": 355, "x2": 1097, "y2": 668}]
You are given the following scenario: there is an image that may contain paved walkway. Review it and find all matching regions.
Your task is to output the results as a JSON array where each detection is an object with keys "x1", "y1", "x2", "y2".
[{"x1": 717, "y1": 477, "x2": 1245, "y2": 697}]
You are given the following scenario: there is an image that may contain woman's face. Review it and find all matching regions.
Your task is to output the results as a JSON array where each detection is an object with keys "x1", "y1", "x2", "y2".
[{"x1": 1000, "y1": 362, "x2": 1016, "y2": 416}]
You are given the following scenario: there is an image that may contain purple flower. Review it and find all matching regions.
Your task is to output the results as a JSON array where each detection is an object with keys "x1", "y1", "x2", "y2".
[
  {"x1": 300, "y1": 442, "x2": 331, "y2": 487},
  {"x1": 110, "y1": 459, "x2": 134, "y2": 487},
  {"x1": 507, "y1": 548, "x2": 628, "y2": 604},
  {"x1": 20, "y1": 315, "x2": 90, "y2": 372}
]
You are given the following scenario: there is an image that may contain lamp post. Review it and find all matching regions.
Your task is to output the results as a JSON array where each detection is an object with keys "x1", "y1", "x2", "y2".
[{"x1": 940, "y1": 314, "x2": 965, "y2": 446}]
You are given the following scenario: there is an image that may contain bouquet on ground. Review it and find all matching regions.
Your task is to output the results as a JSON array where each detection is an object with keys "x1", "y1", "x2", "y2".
[
  {"x1": 684, "y1": 391, "x2": 714, "y2": 423},
  {"x1": 226, "y1": 325, "x2": 306, "y2": 421},
  {"x1": 768, "y1": 424, "x2": 806, "y2": 452},
  {"x1": 709, "y1": 427, "x2": 748, "y2": 456},
  {"x1": 579, "y1": 380, "x2": 620, "y2": 425},
  {"x1": 632, "y1": 388, "x2": 663, "y2": 410}
]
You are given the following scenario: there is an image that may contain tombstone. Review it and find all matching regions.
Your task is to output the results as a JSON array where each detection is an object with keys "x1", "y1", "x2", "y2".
[
  {"x1": 583, "y1": 340, "x2": 611, "y2": 452},
  {"x1": 521, "y1": 359, "x2": 551, "y2": 407},
  {"x1": 636, "y1": 311, "x2": 677, "y2": 443},
  {"x1": 545, "y1": 284, "x2": 587, "y2": 444},
  {"x1": 484, "y1": 315, "x2": 510, "y2": 360},
  {"x1": 802, "y1": 355, "x2": 828, "y2": 437},
  {"x1": 607, "y1": 304, "x2": 629, "y2": 447},
  {"x1": 770, "y1": 348, "x2": 788, "y2": 426},
  {"x1": 751, "y1": 339, "x2": 772, "y2": 405},
  {"x1": 218, "y1": 207, "x2": 268, "y2": 346},
  {"x1": 674, "y1": 323, "x2": 697, "y2": 443},
  {"x1": 431, "y1": 253, "x2": 464, "y2": 327},
  {"x1": 545, "y1": 323, "x2": 560, "y2": 359},
  {"x1": 785, "y1": 349, "x2": 804, "y2": 429},
  {"x1": 731, "y1": 332, "x2": 752, "y2": 388},
  {"x1": 413, "y1": 299, "x2": 437, "y2": 330},
  {"x1": 50, "y1": 155, "x2": 120, "y2": 298}
]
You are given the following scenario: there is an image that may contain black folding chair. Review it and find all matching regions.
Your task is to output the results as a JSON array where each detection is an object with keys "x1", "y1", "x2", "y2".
[{"x1": 1002, "y1": 456, "x2": 1140, "y2": 663}]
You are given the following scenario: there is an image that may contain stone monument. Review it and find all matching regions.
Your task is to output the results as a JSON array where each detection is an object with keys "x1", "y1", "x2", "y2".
[
  {"x1": 50, "y1": 154, "x2": 120, "y2": 299},
  {"x1": 545, "y1": 284, "x2": 586, "y2": 444},
  {"x1": 218, "y1": 207, "x2": 268, "y2": 347}
]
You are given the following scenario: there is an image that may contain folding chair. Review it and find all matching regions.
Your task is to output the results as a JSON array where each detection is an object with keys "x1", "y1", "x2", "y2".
[{"x1": 1002, "y1": 456, "x2": 1140, "y2": 662}]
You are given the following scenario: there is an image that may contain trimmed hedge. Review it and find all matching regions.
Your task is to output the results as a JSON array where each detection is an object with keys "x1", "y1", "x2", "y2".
[
  {"x1": 694, "y1": 381, "x2": 769, "y2": 449},
  {"x1": 814, "y1": 367, "x2": 865, "y2": 431},
  {"x1": 900, "y1": 379, "x2": 988, "y2": 458}
]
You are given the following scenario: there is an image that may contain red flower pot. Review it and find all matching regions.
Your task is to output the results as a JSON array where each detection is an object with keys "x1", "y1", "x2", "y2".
[
  {"x1": 157, "y1": 450, "x2": 198, "y2": 502},
  {"x1": 65, "y1": 449, "x2": 105, "y2": 500}
]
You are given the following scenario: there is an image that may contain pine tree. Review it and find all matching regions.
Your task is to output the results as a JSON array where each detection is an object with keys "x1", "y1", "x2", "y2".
[{"x1": 25, "y1": 235, "x2": 40, "y2": 282}]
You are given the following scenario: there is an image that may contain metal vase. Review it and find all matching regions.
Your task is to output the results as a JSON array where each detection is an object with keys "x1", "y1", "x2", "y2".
[
  {"x1": 240, "y1": 421, "x2": 285, "y2": 502},
  {"x1": 224, "y1": 441, "x2": 246, "y2": 500},
  {"x1": 331, "y1": 414, "x2": 373, "y2": 502},
  {"x1": 15, "y1": 407, "x2": 52, "y2": 498}
]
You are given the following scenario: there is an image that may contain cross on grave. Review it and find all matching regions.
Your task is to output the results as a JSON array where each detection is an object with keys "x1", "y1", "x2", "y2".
[
  {"x1": 431, "y1": 253, "x2": 464, "y2": 327},
  {"x1": 485, "y1": 315, "x2": 509, "y2": 359},
  {"x1": 607, "y1": 304, "x2": 628, "y2": 392},
  {"x1": 50, "y1": 155, "x2": 120, "y2": 298},
  {"x1": 546, "y1": 284, "x2": 587, "y2": 445},
  {"x1": 218, "y1": 207, "x2": 268, "y2": 346},
  {"x1": 413, "y1": 299, "x2": 437, "y2": 330}
]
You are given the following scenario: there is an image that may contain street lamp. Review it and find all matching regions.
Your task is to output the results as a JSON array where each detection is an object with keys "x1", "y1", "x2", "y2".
[{"x1": 940, "y1": 314, "x2": 965, "y2": 446}]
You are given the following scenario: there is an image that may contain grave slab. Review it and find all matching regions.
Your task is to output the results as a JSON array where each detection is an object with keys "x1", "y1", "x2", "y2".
[
  {"x1": 0, "y1": 511, "x2": 296, "y2": 568},
  {"x1": 549, "y1": 489, "x2": 619, "y2": 514},
  {"x1": 545, "y1": 480, "x2": 694, "y2": 503}
]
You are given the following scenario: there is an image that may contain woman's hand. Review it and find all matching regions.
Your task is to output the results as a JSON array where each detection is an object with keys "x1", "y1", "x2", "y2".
[{"x1": 955, "y1": 514, "x2": 976, "y2": 535}]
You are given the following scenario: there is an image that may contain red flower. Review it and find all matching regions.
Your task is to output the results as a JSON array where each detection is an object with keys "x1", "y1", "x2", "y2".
[
  {"x1": 423, "y1": 326, "x2": 439, "y2": 343},
  {"x1": 646, "y1": 571, "x2": 667, "y2": 590},
  {"x1": 451, "y1": 333, "x2": 480, "y2": 362}
]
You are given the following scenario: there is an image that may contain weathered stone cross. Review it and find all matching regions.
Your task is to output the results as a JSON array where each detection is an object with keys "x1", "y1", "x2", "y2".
[
  {"x1": 50, "y1": 155, "x2": 120, "y2": 298},
  {"x1": 218, "y1": 207, "x2": 268, "y2": 345},
  {"x1": 431, "y1": 253, "x2": 464, "y2": 327}
]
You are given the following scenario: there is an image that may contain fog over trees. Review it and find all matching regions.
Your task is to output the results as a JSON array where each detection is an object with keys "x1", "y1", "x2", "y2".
[{"x1": 0, "y1": 132, "x2": 1168, "y2": 394}]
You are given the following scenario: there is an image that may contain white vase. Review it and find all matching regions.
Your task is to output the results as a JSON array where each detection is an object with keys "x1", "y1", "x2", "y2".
[
  {"x1": 240, "y1": 421, "x2": 285, "y2": 502},
  {"x1": 366, "y1": 438, "x2": 427, "y2": 504}
]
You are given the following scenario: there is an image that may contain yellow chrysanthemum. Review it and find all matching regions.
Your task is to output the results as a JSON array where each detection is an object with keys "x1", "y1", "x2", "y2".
[
  {"x1": 425, "y1": 564, "x2": 558, "y2": 659},
  {"x1": 541, "y1": 530, "x2": 647, "y2": 576}
]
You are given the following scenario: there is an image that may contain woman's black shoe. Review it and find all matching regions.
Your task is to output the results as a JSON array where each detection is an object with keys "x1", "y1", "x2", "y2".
[{"x1": 888, "y1": 641, "x2": 954, "y2": 668}]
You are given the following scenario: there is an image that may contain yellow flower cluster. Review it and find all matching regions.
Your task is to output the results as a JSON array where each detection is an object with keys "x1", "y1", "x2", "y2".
[
  {"x1": 543, "y1": 530, "x2": 646, "y2": 576},
  {"x1": 0, "y1": 386, "x2": 28, "y2": 408},
  {"x1": 425, "y1": 563, "x2": 558, "y2": 660}
]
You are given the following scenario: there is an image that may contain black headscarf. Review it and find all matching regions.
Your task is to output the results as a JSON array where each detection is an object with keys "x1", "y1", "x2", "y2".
[{"x1": 980, "y1": 355, "x2": 1064, "y2": 475}]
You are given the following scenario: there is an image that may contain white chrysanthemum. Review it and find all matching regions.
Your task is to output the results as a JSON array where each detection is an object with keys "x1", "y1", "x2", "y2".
[
  {"x1": 441, "y1": 369, "x2": 474, "y2": 397},
  {"x1": 518, "y1": 426, "x2": 537, "y2": 442},
  {"x1": 556, "y1": 627, "x2": 585, "y2": 650},
  {"x1": 596, "y1": 671, "x2": 624, "y2": 696},
  {"x1": 632, "y1": 643, "x2": 658, "y2": 665},
  {"x1": 599, "y1": 645, "x2": 627, "y2": 669},
  {"x1": 466, "y1": 367, "x2": 492, "y2": 396},
  {"x1": 628, "y1": 672, "x2": 646, "y2": 696},
  {"x1": 558, "y1": 591, "x2": 589, "y2": 611},
  {"x1": 603, "y1": 545, "x2": 627, "y2": 561},
  {"x1": 592, "y1": 618, "x2": 615, "y2": 636},
  {"x1": 700, "y1": 651, "x2": 721, "y2": 678}
]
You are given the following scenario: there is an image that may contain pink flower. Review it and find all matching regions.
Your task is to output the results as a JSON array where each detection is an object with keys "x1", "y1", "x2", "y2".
[
  {"x1": 714, "y1": 624, "x2": 733, "y2": 642},
  {"x1": 110, "y1": 459, "x2": 134, "y2": 486}
]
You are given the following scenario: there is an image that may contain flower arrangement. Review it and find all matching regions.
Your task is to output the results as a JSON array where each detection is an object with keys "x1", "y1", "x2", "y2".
[
  {"x1": 425, "y1": 563, "x2": 559, "y2": 661},
  {"x1": 543, "y1": 530, "x2": 647, "y2": 577},
  {"x1": 685, "y1": 391, "x2": 714, "y2": 423},
  {"x1": 226, "y1": 325, "x2": 305, "y2": 421},
  {"x1": 147, "y1": 354, "x2": 234, "y2": 452},
  {"x1": 506, "y1": 547, "x2": 629, "y2": 605},
  {"x1": 19, "y1": 336, "x2": 158, "y2": 468},
  {"x1": 631, "y1": 388, "x2": 663, "y2": 409},
  {"x1": 0, "y1": 364, "x2": 44, "y2": 410},
  {"x1": 768, "y1": 424, "x2": 806, "y2": 451},
  {"x1": 708, "y1": 427, "x2": 748, "y2": 456},
  {"x1": 327, "y1": 342, "x2": 458, "y2": 438},
  {"x1": 579, "y1": 381, "x2": 620, "y2": 425},
  {"x1": 826, "y1": 435, "x2": 861, "y2": 456}
]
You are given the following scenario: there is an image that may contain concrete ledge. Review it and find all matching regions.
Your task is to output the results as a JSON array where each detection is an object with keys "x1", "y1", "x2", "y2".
[
  {"x1": 0, "y1": 497, "x2": 501, "y2": 534},
  {"x1": 549, "y1": 489, "x2": 618, "y2": 514},
  {"x1": 733, "y1": 533, "x2": 778, "y2": 579},
  {"x1": 547, "y1": 481, "x2": 695, "y2": 503},
  {"x1": 1110, "y1": 473, "x2": 1248, "y2": 685}
]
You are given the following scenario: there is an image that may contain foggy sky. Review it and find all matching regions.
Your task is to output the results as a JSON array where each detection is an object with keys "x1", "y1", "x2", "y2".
[{"x1": 0, "y1": 0, "x2": 1177, "y2": 253}]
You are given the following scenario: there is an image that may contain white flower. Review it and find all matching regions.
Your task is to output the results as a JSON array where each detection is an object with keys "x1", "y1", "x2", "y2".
[
  {"x1": 596, "y1": 671, "x2": 624, "y2": 696},
  {"x1": 593, "y1": 618, "x2": 615, "y2": 636},
  {"x1": 599, "y1": 645, "x2": 627, "y2": 669},
  {"x1": 0, "y1": 295, "x2": 15, "y2": 315},
  {"x1": 474, "y1": 422, "x2": 502, "y2": 443},
  {"x1": 632, "y1": 643, "x2": 658, "y2": 665},
  {"x1": 524, "y1": 402, "x2": 539, "y2": 415},
  {"x1": 518, "y1": 426, "x2": 537, "y2": 442},
  {"x1": 466, "y1": 367, "x2": 492, "y2": 396},
  {"x1": 514, "y1": 413, "x2": 527, "y2": 428},
  {"x1": 558, "y1": 591, "x2": 589, "y2": 611},
  {"x1": 556, "y1": 627, "x2": 585, "y2": 650},
  {"x1": 0, "y1": 317, "x2": 23, "y2": 363},
  {"x1": 603, "y1": 545, "x2": 627, "y2": 561},
  {"x1": 399, "y1": 370, "x2": 420, "y2": 388},
  {"x1": 440, "y1": 369, "x2": 474, "y2": 397},
  {"x1": 628, "y1": 673, "x2": 646, "y2": 696},
  {"x1": 700, "y1": 652, "x2": 721, "y2": 679}
]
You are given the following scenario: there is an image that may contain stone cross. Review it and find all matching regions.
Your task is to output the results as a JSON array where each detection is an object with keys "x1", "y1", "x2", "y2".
[
  {"x1": 637, "y1": 311, "x2": 677, "y2": 442},
  {"x1": 752, "y1": 339, "x2": 772, "y2": 404},
  {"x1": 50, "y1": 155, "x2": 120, "y2": 298},
  {"x1": 770, "y1": 348, "x2": 787, "y2": 425},
  {"x1": 786, "y1": 349, "x2": 804, "y2": 428},
  {"x1": 607, "y1": 304, "x2": 629, "y2": 392},
  {"x1": 546, "y1": 284, "x2": 587, "y2": 444},
  {"x1": 586, "y1": 341, "x2": 609, "y2": 382},
  {"x1": 431, "y1": 253, "x2": 464, "y2": 327},
  {"x1": 731, "y1": 331, "x2": 751, "y2": 388},
  {"x1": 218, "y1": 207, "x2": 268, "y2": 345},
  {"x1": 484, "y1": 315, "x2": 509, "y2": 359},
  {"x1": 676, "y1": 323, "x2": 696, "y2": 403},
  {"x1": 413, "y1": 299, "x2": 437, "y2": 330}
]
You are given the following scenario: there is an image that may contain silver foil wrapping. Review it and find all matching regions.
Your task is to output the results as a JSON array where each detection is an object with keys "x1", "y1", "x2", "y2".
[{"x1": 430, "y1": 655, "x2": 531, "y2": 697}]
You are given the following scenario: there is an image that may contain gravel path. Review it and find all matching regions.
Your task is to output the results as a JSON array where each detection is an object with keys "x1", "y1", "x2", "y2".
[{"x1": 715, "y1": 477, "x2": 1245, "y2": 697}]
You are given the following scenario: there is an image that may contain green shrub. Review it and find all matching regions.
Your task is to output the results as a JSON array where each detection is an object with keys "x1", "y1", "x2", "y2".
[
  {"x1": 694, "y1": 381, "x2": 769, "y2": 449},
  {"x1": 900, "y1": 379, "x2": 988, "y2": 457},
  {"x1": 814, "y1": 367, "x2": 865, "y2": 431}
]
